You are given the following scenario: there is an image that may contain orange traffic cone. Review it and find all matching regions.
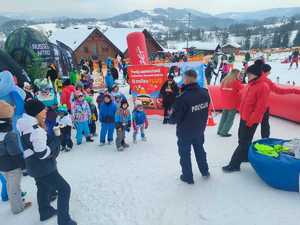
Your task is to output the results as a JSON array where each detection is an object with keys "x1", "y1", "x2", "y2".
[{"x1": 207, "y1": 110, "x2": 217, "y2": 127}]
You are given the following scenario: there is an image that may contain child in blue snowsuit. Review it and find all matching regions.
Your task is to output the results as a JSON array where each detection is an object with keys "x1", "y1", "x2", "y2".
[
  {"x1": 132, "y1": 101, "x2": 149, "y2": 143},
  {"x1": 115, "y1": 99, "x2": 131, "y2": 151},
  {"x1": 105, "y1": 71, "x2": 114, "y2": 93},
  {"x1": 99, "y1": 94, "x2": 117, "y2": 145}
]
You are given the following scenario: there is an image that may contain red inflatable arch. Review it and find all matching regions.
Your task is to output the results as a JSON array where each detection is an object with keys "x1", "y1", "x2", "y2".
[{"x1": 208, "y1": 85, "x2": 300, "y2": 123}]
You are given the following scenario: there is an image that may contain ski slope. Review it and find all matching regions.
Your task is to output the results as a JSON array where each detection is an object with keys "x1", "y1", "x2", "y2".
[{"x1": 1, "y1": 110, "x2": 300, "y2": 225}]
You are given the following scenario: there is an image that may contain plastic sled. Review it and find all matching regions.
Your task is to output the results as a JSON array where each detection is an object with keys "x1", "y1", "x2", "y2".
[{"x1": 249, "y1": 138, "x2": 300, "y2": 192}]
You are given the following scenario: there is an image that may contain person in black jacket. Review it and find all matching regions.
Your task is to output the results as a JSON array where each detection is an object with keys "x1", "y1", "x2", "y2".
[
  {"x1": 111, "y1": 65, "x2": 119, "y2": 81},
  {"x1": 46, "y1": 64, "x2": 58, "y2": 85},
  {"x1": 205, "y1": 61, "x2": 217, "y2": 85},
  {"x1": 160, "y1": 74, "x2": 179, "y2": 124},
  {"x1": 17, "y1": 99, "x2": 77, "y2": 225},
  {"x1": 0, "y1": 100, "x2": 32, "y2": 214},
  {"x1": 170, "y1": 70, "x2": 210, "y2": 184}
]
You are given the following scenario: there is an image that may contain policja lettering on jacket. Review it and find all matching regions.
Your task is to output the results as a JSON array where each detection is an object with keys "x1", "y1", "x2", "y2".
[{"x1": 191, "y1": 102, "x2": 209, "y2": 112}]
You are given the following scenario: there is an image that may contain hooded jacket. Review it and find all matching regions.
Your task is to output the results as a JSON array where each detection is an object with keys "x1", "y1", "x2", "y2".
[{"x1": 17, "y1": 114, "x2": 60, "y2": 178}]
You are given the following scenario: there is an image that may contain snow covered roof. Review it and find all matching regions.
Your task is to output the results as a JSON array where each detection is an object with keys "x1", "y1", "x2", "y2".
[
  {"x1": 168, "y1": 41, "x2": 219, "y2": 51},
  {"x1": 49, "y1": 26, "x2": 96, "y2": 51},
  {"x1": 222, "y1": 42, "x2": 241, "y2": 49},
  {"x1": 103, "y1": 27, "x2": 144, "y2": 53},
  {"x1": 49, "y1": 25, "x2": 162, "y2": 54}
]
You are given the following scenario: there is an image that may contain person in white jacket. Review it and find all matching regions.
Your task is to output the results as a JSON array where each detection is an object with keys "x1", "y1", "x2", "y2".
[{"x1": 17, "y1": 99, "x2": 77, "y2": 225}]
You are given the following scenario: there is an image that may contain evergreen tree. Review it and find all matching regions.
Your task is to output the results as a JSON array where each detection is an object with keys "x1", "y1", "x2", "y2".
[
  {"x1": 281, "y1": 32, "x2": 290, "y2": 48},
  {"x1": 244, "y1": 31, "x2": 251, "y2": 50},
  {"x1": 294, "y1": 30, "x2": 300, "y2": 46},
  {"x1": 272, "y1": 32, "x2": 281, "y2": 48}
]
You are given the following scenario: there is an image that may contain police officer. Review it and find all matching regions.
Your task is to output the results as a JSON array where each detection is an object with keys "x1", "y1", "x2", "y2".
[{"x1": 170, "y1": 70, "x2": 210, "y2": 184}]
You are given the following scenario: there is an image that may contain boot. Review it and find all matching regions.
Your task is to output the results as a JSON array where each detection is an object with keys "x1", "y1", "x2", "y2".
[
  {"x1": 202, "y1": 172, "x2": 211, "y2": 179},
  {"x1": 40, "y1": 207, "x2": 57, "y2": 222},
  {"x1": 180, "y1": 175, "x2": 194, "y2": 184},
  {"x1": 86, "y1": 137, "x2": 94, "y2": 142},
  {"x1": 117, "y1": 146, "x2": 124, "y2": 151},
  {"x1": 163, "y1": 118, "x2": 168, "y2": 124},
  {"x1": 67, "y1": 219, "x2": 77, "y2": 225},
  {"x1": 222, "y1": 164, "x2": 240, "y2": 173},
  {"x1": 122, "y1": 143, "x2": 130, "y2": 148},
  {"x1": 219, "y1": 133, "x2": 232, "y2": 137}
]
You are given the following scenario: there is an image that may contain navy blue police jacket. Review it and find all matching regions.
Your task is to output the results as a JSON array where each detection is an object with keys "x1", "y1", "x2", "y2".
[{"x1": 170, "y1": 83, "x2": 210, "y2": 139}]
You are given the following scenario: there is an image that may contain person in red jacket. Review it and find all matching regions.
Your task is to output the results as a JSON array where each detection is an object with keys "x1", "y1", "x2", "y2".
[
  {"x1": 260, "y1": 63, "x2": 300, "y2": 138},
  {"x1": 223, "y1": 61, "x2": 270, "y2": 172},
  {"x1": 217, "y1": 69, "x2": 243, "y2": 137},
  {"x1": 60, "y1": 79, "x2": 75, "y2": 112}
]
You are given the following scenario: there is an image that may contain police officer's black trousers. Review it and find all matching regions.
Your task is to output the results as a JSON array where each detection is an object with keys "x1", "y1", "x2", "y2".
[
  {"x1": 261, "y1": 108, "x2": 270, "y2": 139},
  {"x1": 177, "y1": 135, "x2": 209, "y2": 180},
  {"x1": 229, "y1": 120, "x2": 258, "y2": 168},
  {"x1": 35, "y1": 170, "x2": 71, "y2": 225}
]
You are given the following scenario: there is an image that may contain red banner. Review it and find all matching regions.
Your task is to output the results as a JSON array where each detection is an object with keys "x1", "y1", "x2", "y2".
[{"x1": 128, "y1": 65, "x2": 169, "y2": 115}]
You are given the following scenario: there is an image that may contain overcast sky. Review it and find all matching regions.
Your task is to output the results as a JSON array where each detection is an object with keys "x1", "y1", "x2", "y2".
[{"x1": 1, "y1": 0, "x2": 300, "y2": 18}]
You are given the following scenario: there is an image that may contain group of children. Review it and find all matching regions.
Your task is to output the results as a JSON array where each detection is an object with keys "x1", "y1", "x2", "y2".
[
  {"x1": 56, "y1": 82, "x2": 149, "y2": 152},
  {"x1": 97, "y1": 85, "x2": 148, "y2": 151}
]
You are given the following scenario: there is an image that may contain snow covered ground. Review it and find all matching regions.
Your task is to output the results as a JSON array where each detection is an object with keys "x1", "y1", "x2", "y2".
[
  {"x1": 1, "y1": 61, "x2": 300, "y2": 225},
  {"x1": 268, "y1": 62, "x2": 300, "y2": 85},
  {"x1": 1, "y1": 108, "x2": 300, "y2": 225}
]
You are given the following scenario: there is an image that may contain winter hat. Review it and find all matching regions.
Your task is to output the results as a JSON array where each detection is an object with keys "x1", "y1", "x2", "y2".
[
  {"x1": 262, "y1": 64, "x2": 272, "y2": 73},
  {"x1": 85, "y1": 95, "x2": 93, "y2": 103},
  {"x1": 25, "y1": 99, "x2": 45, "y2": 117},
  {"x1": 0, "y1": 100, "x2": 14, "y2": 119},
  {"x1": 246, "y1": 60, "x2": 264, "y2": 77},
  {"x1": 121, "y1": 99, "x2": 129, "y2": 109},
  {"x1": 63, "y1": 79, "x2": 71, "y2": 86}
]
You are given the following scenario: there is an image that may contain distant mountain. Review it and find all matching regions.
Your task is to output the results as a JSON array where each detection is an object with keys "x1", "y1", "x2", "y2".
[
  {"x1": 0, "y1": 16, "x2": 11, "y2": 25},
  {"x1": 217, "y1": 7, "x2": 300, "y2": 21},
  {"x1": 104, "y1": 8, "x2": 236, "y2": 30}
]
